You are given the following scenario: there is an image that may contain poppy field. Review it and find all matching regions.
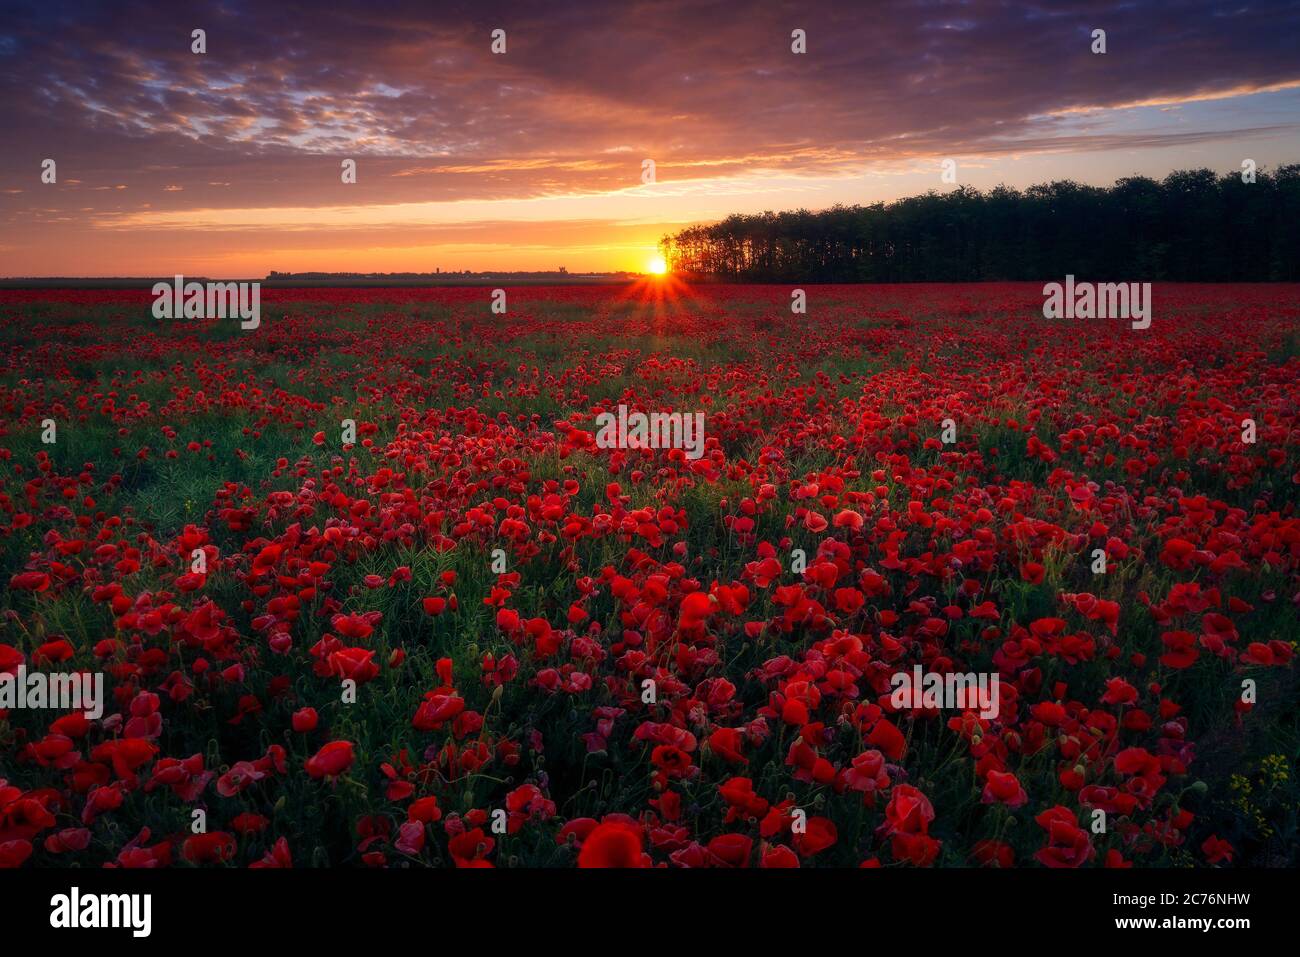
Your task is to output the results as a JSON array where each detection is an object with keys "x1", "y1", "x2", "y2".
[{"x1": 1, "y1": 281, "x2": 1297, "y2": 870}]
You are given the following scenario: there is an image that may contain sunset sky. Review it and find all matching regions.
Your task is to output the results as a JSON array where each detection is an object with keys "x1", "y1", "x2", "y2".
[{"x1": 2, "y1": 0, "x2": 1299, "y2": 277}]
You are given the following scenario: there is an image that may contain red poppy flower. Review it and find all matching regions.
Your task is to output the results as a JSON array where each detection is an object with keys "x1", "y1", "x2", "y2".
[
  {"x1": 981, "y1": 770, "x2": 1028, "y2": 808},
  {"x1": 577, "y1": 821, "x2": 648, "y2": 868},
  {"x1": 305, "y1": 740, "x2": 355, "y2": 779}
]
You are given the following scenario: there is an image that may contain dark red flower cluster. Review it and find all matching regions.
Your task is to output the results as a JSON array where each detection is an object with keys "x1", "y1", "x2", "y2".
[{"x1": 0, "y1": 282, "x2": 1296, "y2": 868}]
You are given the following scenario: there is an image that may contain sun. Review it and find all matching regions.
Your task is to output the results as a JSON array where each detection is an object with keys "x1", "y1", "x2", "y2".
[{"x1": 646, "y1": 255, "x2": 669, "y2": 276}]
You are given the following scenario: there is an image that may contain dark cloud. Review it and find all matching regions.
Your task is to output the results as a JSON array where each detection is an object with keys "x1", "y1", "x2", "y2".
[{"x1": 1, "y1": 0, "x2": 1297, "y2": 270}]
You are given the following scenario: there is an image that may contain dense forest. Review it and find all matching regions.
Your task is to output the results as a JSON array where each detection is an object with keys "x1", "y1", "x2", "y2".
[{"x1": 658, "y1": 166, "x2": 1300, "y2": 282}]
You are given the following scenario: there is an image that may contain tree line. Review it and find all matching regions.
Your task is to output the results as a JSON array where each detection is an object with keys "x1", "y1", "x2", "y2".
[{"x1": 658, "y1": 166, "x2": 1300, "y2": 282}]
